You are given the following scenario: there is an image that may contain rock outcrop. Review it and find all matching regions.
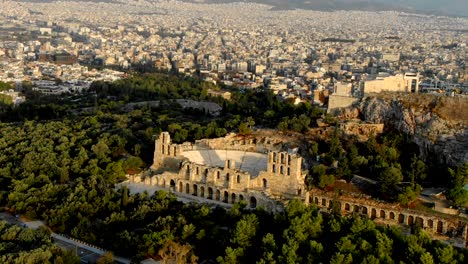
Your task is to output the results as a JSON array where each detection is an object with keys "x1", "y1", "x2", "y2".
[{"x1": 357, "y1": 94, "x2": 467, "y2": 166}]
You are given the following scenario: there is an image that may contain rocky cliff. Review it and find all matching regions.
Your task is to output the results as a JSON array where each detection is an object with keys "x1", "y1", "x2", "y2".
[{"x1": 353, "y1": 93, "x2": 467, "y2": 166}]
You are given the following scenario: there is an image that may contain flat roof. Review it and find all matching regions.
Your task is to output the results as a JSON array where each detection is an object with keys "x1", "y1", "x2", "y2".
[{"x1": 181, "y1": 150, "x2": 268, "y2": 177}]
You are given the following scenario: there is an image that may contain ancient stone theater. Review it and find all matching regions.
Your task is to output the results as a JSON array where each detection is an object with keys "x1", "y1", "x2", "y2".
[
  {"x1": 147, "y1": 132, "x2": 306, "y2": 212},
  {"x1": 127, "y1": 132, "x2": 468, "y2": 247}
]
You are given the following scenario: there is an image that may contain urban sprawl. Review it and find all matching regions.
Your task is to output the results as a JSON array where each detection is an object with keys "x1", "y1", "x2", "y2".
[{"x1": 0, "y1": 0, "x2": 467, "y2": 107}]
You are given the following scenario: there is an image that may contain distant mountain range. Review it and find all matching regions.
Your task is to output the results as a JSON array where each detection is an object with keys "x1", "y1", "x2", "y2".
[
  {"x1": 16, "y1": 0, "x2": 468, "y2": 17},
  {"x1": 181, "y1": 0, "x2": 468, "y2": 17}
]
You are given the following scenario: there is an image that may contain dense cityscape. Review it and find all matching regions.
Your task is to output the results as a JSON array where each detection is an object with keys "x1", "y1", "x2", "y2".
[{"x1": 0, "y1": 0, "x2": 467, "y2": 263}]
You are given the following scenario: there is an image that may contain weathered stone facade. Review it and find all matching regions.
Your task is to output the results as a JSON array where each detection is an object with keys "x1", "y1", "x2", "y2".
[
  {"x1": 147, "y1": 132, "x2": 307, "y2": 212},
  {"x1": 128, "y1": 132, "x2": 468, "y2": 247}
]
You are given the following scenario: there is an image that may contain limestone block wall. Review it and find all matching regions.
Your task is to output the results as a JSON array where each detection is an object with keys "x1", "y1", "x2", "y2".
[{"x1": 328, "y1": 95, "x2": 359, "y2": 113}]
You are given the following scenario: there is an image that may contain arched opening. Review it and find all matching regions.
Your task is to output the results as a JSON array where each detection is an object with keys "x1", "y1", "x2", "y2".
[
  {"x1": 185, "y1": 183, "x2": 190, "y2": 194},
  {"x1": 193, "y1": 184, "x2": 198, "y2": 196},
  {"x1": 263, "y1": 178, "x2": 268, "y2": 189},
  {"x1": 436, "y1": 221, "x2": 443, "y2": 233},
  {"x1": 287, "y1": 155, "x2": 291, "y2": 165},
  {"x1": 281, "y1": 153, "x2": 285, "y2": 164},
  {"x1": 237, "y1": 175, "x2": 241, "y2": 183},
  {"x1": 428, "y1": 219, "x2": 434, "y2": 229},
  {"x1": 231, "y1": 193, "x2": 236, "y2": 203},
  {"x1": 415, "y1": 217, "x2": 423, "y2": 228},
  {"x1": 309, "y1": 197, "x2": 313, "y2": 204},
  {"x1": 167, "y1": 145, "x2": 171, "y2": 155},
  {"x1": 179, "y1": 182, "x2": 183, "y2": 192},
  {"x1": 226, "y1": 173, "x2": 230, "y2": 182},
  {"x1": 390, "y1": 212, "x2": 395, "y2": 220},
  {"x1": 362, "y1": 207, "x2": 368, "y2": 215},
  {"x1": 173, "y1": 146, "x2": 177, "y2": 156},
  {"x1": 272, "y1": 164, "x2": 276, "y2": 173},
  {"x1": 371, "y1": 208, "x2": 377, "y2": 219},
  {"x1": 398, "y1": 214, "x2": 405, "y2": 224},
  {"x1": 380, "y1": 210, "x2": 386, "y2": 219},
  {"x1": 208, "y1": 187, "x2": 213, "y2": 199},
  {"x1": 287, "y1": 167, "x2": 290, "y2": 176},
  {"x1": 223, "y1": 191, "x2": 229, "y2": 203},
  {"x1": 408, "y1": 215, "x2": 414, "y2": 225},
  {"x1": 200, "y1": 186, "x2": 205, "y2": 198},
  {"x1": 273, "y1": 152, "x2": 277, "y2": 162},
  {"x1": 315, "y1": 197, "x2": 319, "y2": 204},
  {"x1": 354, "y1": 205, "x2": 359, "y2": 213},
  {"x1": 345, "y1": 203, "x2": 350, "y2": 211},
  {"x1": 216, "y1": 171, "x2": 220, "y2": 179},
  {"x1": 297, "y1": 189, "x2": 302, "y2": 196},
  {"x1": 170, "y1": 179, "x2": 175, "y2": 190},
  {"x1": 321, "y1": 198, "x2": 326, "y2": 206},
  {"x1": 215, "y1": 190, "x2": 221, "y2": 201},
  {"x1": 250, "y1": 197, "x2": 257, "y2": 208},
  {"x1": 196, "y1": 167, "x2": 199, "y2": 175},
  {"x1": 280, "y1": 166, "x2": 284, "y2": 174},
  {"x1": 239, "y1": 194, "x2": 244, "y2": 201}
]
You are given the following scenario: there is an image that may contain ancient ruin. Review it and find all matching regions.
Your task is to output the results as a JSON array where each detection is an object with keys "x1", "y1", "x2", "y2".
[{"x1": 126, "y1": 132, "x2": 468, "y2": 247}]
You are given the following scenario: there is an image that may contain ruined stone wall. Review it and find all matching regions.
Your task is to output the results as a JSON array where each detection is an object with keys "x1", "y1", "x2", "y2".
[{"x1": 306, "y1": 189, "x2": 468, "y2": 246}]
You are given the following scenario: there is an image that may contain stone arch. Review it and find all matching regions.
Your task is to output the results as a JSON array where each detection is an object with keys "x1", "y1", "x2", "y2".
[
  {"x1": 362, "y1": 207, "x2": 368, "y2": 215},
  {"x1": 345, "y1": 203, "x2": 350, "y2": 211},
  {"x1": 280, "y1": 165, "x2": 284, "y2": 174},
  {"x1": 398, "y1": 214, "x2": 405, "y2": 224},
  {"x1": 389, "y1": 212, "x2": 395, "y2": 220},
  {"x1": 173, "y1": 146, "x2": 177, "y2": 156},
  {"x1": 287, "y1": 155, "x2": 291, "y2": 165},
  {"x1": 200, "y1": 186, "x2": 205, "y2": 198},
  {"x1": 237, "y1": 174, "x2": 241, "y2": 183},
  {"x1": 281, "y1": 153, "x2": 285, "y2": 163},
  {"x1": 167, "y1": 145, "x2": 171, "y2": 155},
  {"x1": 272, "y1": 164, "x2": 276, "y2": 173},
  {"x1": 185, "y1": 183, "x2": 190, "y2": 194},
  {"x1": 196, "y1": 167, "x2": 199, "y2": 175},
  {"x1": 250, "y1": 196, "x2": 257, "y2": 208},
  {"x1": 215, "y1": 189, "x2": 221, "y2": 201},
  {"x1": 231, "y1": 193, "x2": 236, "y2": 203},
  {"x1": 321, "y1": 198, "x2": 327, "y2": 207},
  {"x1": 179, "y1": 182, "x2": 183, "y2": 192},
  {"x1": 436, "y1": 221, "x2": 443, "y2": 233},
  {"x1": 380, "y1": 210, "x2": 386, "y2": 219},
  {"x1": 297, "y1": 189, "x2": 302, "y2": 196},
  {"x1": 287, "y1": 167, "x2": 290, "y2": 176},
  {"x1": 239, "y1": 194, "x2": 244, "y2": 201},
  {"x1": 208, "y1": 187, "x2": 213, "y2": 199},
  {"x1": 223, "y1": 191, "x2": 229, "y2": 203},
  {"x1": 428, "y1": 219, "x2": 434, "y2": 229},
  {"x1": 353, "y1": 205, "x2": 359, "y2": 213},
  {"x1": 371, "y1": 208, "x2": 377, "y2": 219},
  {"x1": 415, "y1": 217, "x2": 423, "y2": 228},
  {"x1": 161, "y1": 179, "x2": 166, "y2": 188},
  {"x1": 170, "y1": 180, "x2": 176, "y2": 190},
  {"x1": 263, "y1": 178, "x2": 268, "y2": 189},
  {"x1": 273, "y1": 152, "x2": 277, "y2": 162},
  {"x1": 407, "y1": 215, "x2": 414, "y2": 225},
  {"x1": 216, "y1": 171, "x2": 220, "y2": 179},
  {"x1": 309, "y1": 196, "x2": 313, "y2": 204},
  {"x1": 193, "y1": 184, "x2": 198, "y2": 196},
  {"x1": 226, "y1": 173, "x2": 230, "y2": 182}
]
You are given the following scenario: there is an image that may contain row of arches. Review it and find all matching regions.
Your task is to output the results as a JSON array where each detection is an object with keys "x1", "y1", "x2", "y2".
[
  {"x1": 176, "y1": 180, "x2": 258, "y2": 208},
  {"x1": 271, "y1": 152, "x2": 292, "y2": 165},
  {"x1": 184, "y1": 164, "x2": 244, "y2": 185},
  {"x1": 310, "y1": 196, "x2": 448, "y2": 234}
]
